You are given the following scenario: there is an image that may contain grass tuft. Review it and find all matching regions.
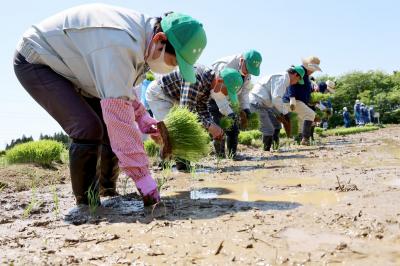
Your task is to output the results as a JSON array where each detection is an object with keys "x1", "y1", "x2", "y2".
[{"x1": 5, "y1": 140, "x2": 65, "y2": 167}]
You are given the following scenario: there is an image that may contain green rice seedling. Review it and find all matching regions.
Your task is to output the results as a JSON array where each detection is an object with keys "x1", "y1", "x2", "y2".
[
  {"x1": 156, "y1": 176, "x2": 167, "y2": 192},
  {"x1": 190, "y1": 164, "x2": 197, "y2": 179},
  {"x1": 219, "y1": 116, "x2": 234, "y2": 130},
  {"x1": 164, "y1": 107, "x2": 211, "y2": 162},
  {"x1": 314, "y1": 127, "x2": 324, "y2": 136},
  {"x1": 23, "y1": 185, "x2": 42, "y2": 218},
  {"x1": 0, "y1": 182, "x2": 7, "y2": 192},
  {"x1": 87, "y1": 182, "x2": 100, "y2": 215},
  {"x1": 238, "y1": 131, "x2": 254, "y2": 145},
  {"x1": 161, "y1": 160, "x2": 173, "y2": 180},
  {"x1": 122, "y1": 175, "x2": 130, "y2": 196},
  {"x1": 238, "y1": 130, "x2": 262, "y2": 146},
  {"x1": 247, "y1": 112, "x2": 260, "y2": 130},
  {"x1": 310, "y1": 92, "x2": 330, "y2": 104},
  {"x1": 51, "y1": 185, "x2": 60, "y2": 217},
  {"x1": 144, "y1": 139, "x2": 159, "y2": 157},
  {"x1": 6, "y1": 140, "x2": 65, "y2": 167}
]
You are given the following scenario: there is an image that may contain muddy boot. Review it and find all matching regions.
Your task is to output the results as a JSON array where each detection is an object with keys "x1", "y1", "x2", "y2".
[
  {"x1": 99, "y1": 144, "x2": 120, "y2": 197},
  {"x1": 69, "y1": 142, "x2": 101, "y2": 206},
  {"x1": 263, "y1": 135, "x2": 273, "y2": 151},
  {"x1": 176, "y1": 158, "x2": 190, "y2": 173},
  {"x1": 310, "y1": 125, "x2": 315, "y2": 141},
  {"x1": 213, "y1": 138, "x2": 226, "y2": 159},
  {"x1": 300, "y1": 120, "x2": 313, "y2": 146},
  {"x1": 226, "y1": 121, "x2": 239, "y2": 159},
  {"x1": 272, "y1": 129, "x2": 280, "y2": 150}
]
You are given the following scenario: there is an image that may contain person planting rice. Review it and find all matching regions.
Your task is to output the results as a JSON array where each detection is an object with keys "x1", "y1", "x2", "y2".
[
  {"x1": 249, "y1": 66, "x2": 305, "y2": 151},
  {"x1": 13, "y1": 3, "x2": 207, "y2": 207},
  {"x1": 283, "y1": 56, "x2": 322, "y2": 145},
  {"x1": 208, "y1": 50, "x2": 262, "y2": 160},
  {"x1": 146, "y1": 65, "x2": 243, "y2": 170}
]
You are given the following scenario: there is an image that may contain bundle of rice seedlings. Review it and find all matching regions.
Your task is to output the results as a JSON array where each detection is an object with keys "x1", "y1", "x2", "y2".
[
  {"x1": 164, "y1": 106, "x2": 211, "y2": 162},
  {"x1": 310, "y1": 92, "x2": 330, "y2": 104},
  {"x1": 289, "y1": 112, "x2": 299, "y2": 137},
  {"x1": 219, "y1": 116, "x2": 234, "y2": 130},
  {"x1": 238, "y1": 130, "x2": 262, "y2": 145},
  {"x1": 247, "y1": 112, "x2": 260, "y2": 130},
  {"x1": 144, "y1": 139, "x2": 159, "y2": 157}
]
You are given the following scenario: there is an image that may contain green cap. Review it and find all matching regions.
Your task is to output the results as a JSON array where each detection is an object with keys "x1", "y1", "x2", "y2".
[
  {"x1": 243, "y1": 50, "x2": 262, "y2": 76},
  {"x1": 291, "y1": 65, "x2": 305, "y2": 85},
  {"x1": 161, "y1": 13, "x2": 207, "y2": 83},
  {"x1": 220, "y1": 68, "x2": 243, "y2": 104}
]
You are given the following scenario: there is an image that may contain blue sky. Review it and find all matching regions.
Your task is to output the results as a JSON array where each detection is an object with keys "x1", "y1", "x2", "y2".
[{"x1": 0, "y1": 0, "x2": 399, "y2": 149}]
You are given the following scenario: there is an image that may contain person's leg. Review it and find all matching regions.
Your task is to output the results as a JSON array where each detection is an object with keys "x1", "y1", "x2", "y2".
[
  {"x1": 251, "y1": 104, "x2": 274, "y2": 151},
  {"x1": 85, "y1": 97, "x2": 120, "y2": 196},
  {"x1": 14, "y1": 52, "x2": 103, "y2": 205},
  {"x1": 295, "y1": 102, "x2": 316, "y2": 145},
  {"x1": 208, "y1": 99, "x2": 226, "y2": 158},
  {"x1": 268, "y1": 109, "x2": 282, "y2": 150},
  {"x1": 226, "y1": 119, "x2": 240, "y2": 159}
]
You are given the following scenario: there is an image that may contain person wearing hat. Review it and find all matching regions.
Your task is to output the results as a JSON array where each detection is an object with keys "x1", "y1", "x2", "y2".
[
  {"x1": 146, "y1": 66, "x2": 242, "y2": 169},
  {"x1": 343, "y1": 107, "x2": 351, "y2": 128},
  {"x1": 249, "y1": 66, "x2": 305, "y2": 151},
  {"x1": 354, "y1": 100, "x2": 362, "y2": 125},
  {"x1": 208, "y1": 50, "x2": 262, "y2": 159},
  {"x1": 283, "y1": 56, "x2": 322, "y2": 145},
  {"x1": 13, "y1": 4, "x2": 207, "y2": 207}
]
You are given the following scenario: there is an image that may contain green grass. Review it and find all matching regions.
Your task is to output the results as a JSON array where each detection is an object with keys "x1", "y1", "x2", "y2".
[
  {"x1": 322, "y1": 125, "x2": 380, "y2": 136},
  {"x1": 164, "y1": 107, "x2": 211, "y2": 162},
  {"x1": 144, "y1": 139, "x2": 159, "y2": 157},
  {"x1": 5, "y1": 140, "x2": 65, "y2": 167},
  {"x1": 23, "y1": 185, "x2": 42, "y2": 218}
]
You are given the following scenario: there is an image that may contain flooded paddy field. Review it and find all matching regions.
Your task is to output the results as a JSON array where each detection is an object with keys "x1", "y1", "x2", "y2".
[{"x1": 1, "y1": 126, "x2": 399, "y2": 265}]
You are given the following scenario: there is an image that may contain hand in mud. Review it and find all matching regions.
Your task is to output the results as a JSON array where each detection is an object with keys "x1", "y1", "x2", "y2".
[
  {"x1": 208, "y1": 123, "x2": 224, "y2": 140},
  {"x1": 142, "y1": 188, "x2": 161, "y2": 207}
]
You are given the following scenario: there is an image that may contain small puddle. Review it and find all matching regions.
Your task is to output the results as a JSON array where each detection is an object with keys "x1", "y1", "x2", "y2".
[
  {"x1": 165, "y1": 181, "x2": 340, "y2": 207},
  {"x1": 265, "y1": 177, "x2": 320, "y2": 186}
]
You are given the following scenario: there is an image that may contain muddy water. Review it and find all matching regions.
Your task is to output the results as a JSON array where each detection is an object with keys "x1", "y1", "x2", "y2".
[
  {"x1": 2, "y1": 126, "x2": 400, "y2": 265},
  {"x1": 165, "y1": 179, "x2": 340, "y2": 207}
]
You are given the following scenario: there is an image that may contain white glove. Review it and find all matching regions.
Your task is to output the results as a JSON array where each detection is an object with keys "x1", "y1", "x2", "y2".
[{"x1": 289, "y1": 97, "x2": 296, "y2": 111}]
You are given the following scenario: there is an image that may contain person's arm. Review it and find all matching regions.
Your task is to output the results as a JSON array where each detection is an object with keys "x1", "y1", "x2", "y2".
[
  {"x1": 86, "y1": 46, "x2": 159, "y2": 204},
  {"x1": 212, "y1": 95, "x2": 234, "y2": 116},
  {"x1": 271, "y1": 78, "x2": 289, "y2": 115},
  {"x1": 238, "y1": 76, "x2": 251, "y2": 111}
]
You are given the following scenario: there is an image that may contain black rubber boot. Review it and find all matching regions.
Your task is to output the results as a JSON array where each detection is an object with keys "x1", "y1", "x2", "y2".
[
  {"x1": 310, "y1": 125, "x2": 315, "y2": 141},
  {"x1": 69, "y1": 142, "x2": 101, "y2": 206},
  {"x1": 272, "y1": 129, "x2": 280, "y2": 150},
  {"x1": 301, "y1": 120, "x2": 313, "y2": 146},
  {"x1": 213, "y1": 138, "x2": 226, "y2": 158},
  {"x1": 176, "y1": 158, "x2": 191, "y2": 172},
  {"x1": 99, "y1": 144, "x2": 120, "y2": 197},
  {"x1": 263, "y1": 135, "x2": 273, "y2": 151},
  {"x1": 226, "y1": 121, "x2": 239, "y2": 159}
]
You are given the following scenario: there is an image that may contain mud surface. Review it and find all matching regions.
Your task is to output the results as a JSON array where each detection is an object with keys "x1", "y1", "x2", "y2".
[{"x1": 1, "y1": 126, "x2": 400, "y2": 265}]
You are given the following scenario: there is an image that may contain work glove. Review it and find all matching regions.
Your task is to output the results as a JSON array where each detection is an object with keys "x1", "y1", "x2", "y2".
[
  {"x1": 276, "y1": 113, "x2": 291, "y2": 137},
  {"x1": 289, "y1": 97, "x2": 296, "y2": 111},
  {"x1": 239, "y1": 110, "x2": 249, "y2": 129}
]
